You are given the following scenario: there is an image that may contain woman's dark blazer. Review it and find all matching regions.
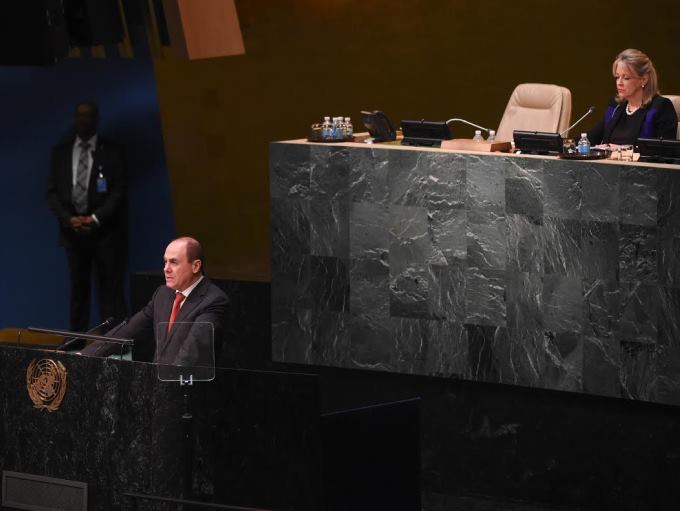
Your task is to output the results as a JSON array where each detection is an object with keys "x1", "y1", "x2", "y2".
[{"x1": 586, "y1": 95, "x2": 678, "y2": 145}]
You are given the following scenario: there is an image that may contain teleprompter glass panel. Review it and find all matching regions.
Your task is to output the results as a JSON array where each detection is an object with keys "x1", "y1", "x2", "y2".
[{"x1": 155, "y1": 321, "x2": 215, "y2": 382}]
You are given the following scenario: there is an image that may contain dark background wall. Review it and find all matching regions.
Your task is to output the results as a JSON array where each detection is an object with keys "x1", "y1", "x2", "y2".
[
  {"x1": 0, "y1": 44, "x2": 174, "y2": 329},
  {"x1": 152, "y1": 0, "x2": 680, "y2": 282}
]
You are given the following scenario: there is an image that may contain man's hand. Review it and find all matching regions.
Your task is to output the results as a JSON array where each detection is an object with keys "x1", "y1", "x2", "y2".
[
  {"x1": 69, "y1": 216, "x2": 83, "y2": 230},
  {"x1": 70, "y1": 216, "x2": 96, "y2": 232}
]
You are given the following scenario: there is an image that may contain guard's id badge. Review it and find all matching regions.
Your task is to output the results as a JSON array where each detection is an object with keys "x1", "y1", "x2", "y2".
[{"x1": 96, "y1": 173, "x2": 107, "y2": 193}]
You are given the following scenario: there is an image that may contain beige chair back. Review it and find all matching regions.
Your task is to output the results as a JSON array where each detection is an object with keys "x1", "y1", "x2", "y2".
[
  {"x1": 496, "y1": 83, "x2": 572, "y2": 142},
  {"x1": 662, "y1": 95, "x2": 680, "y2": 138}
]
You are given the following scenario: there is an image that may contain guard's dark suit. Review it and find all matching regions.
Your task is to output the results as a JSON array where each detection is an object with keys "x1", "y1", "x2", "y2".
[{"x1": 47, "y1": 136, "x2": 128, "y2": 332}]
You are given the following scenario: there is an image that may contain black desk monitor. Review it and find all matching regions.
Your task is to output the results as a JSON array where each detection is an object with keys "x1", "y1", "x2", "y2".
[
  {"x1": 636, "y1": 137, "x2": 680, "y2": 164},
  {"x1": 513, "y1": 130, "x2": 563, "y2": 155},
  {"x1": 361, "y1": 110, "x2": 397, "y2": 142},
  {"x1": 401, "y1": 120, "x2": 452, "y2": 147}
]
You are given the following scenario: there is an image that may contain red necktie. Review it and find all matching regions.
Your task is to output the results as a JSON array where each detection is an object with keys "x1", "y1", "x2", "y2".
[{"x1": 167, "y1": 292, "x2": 185, "y2": 333}]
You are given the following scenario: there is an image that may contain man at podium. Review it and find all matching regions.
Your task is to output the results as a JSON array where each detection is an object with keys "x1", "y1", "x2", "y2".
[{"x1": 81, "y1": 237, "x2": 229, "y2": 366}]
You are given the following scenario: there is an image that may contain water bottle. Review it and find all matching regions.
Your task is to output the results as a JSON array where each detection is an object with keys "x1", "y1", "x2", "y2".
[
  {"x1": 338, "y1": 117, "x2": 348, "y2": 139},
  {"x1": 472, "y1": 129, "x2": 484, "y2": 142},
  {"x1": 321, "y1": 116, "x2": 332, "y2": 139},
  {"x1": 344, "y1": 117, "x2": 353, "y2": 138},
  {"x1": 339, "y1": 117, "x2": 347, "y2": 139},
  {"x1": 329, "y1": 117, "x2": 337, "y2": 139},
  {"x1": 487, "y1": 130, "x2": 496, "y2": 142},
  {"x1": 333, "y1": 117, "x2": 342, "y2": 139},
  {"x1": 578, "y1": 132, "x2": 590, "y2": 155}
]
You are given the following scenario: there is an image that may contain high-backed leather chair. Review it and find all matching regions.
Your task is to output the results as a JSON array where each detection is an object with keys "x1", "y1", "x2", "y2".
[
  {"x1": 663, "y1": 95, "x2": 680, "y2": 138},
  {"x1": 496, "y1": 83, "x2": 572, "y2": 142}
]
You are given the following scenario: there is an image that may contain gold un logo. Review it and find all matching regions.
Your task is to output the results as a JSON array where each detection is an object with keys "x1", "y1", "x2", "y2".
[{"x1": 26, "y1": 359, "x2": 67, "y2": 412}]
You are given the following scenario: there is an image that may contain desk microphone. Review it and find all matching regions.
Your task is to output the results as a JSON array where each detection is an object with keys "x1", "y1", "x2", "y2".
[
  {"x1": 86, "y1": 318, "x2": 130, "y2": 357},
  {"x1": 106, "y1": 318, "x2": 129, "y2": 336},
  {"x1": 58, "y1": 316, "x2": 114, "y2": 350},
  {"x1": 560, "y1": 106, "x2": 596, "y2": 137},
  {"x1": 108, "y1": 318, "x2": 130, "y2": 357},
  {"x1": 446, "y1": 118, "x2": 490, "y2": 133}
]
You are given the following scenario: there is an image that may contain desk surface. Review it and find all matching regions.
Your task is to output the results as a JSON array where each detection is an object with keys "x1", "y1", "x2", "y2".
[{"x1": 278, "y1": 137, "x2": 680, "y2": 171}]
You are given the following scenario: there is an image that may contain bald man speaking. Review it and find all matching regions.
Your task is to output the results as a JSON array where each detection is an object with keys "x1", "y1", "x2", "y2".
[{"x1": 81, "y1": 237, "x2": 229, "y2": 367}]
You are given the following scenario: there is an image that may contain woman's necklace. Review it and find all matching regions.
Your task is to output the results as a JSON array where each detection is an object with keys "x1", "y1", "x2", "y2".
[{"x1": 625, "y1": 102, "x2": 640, "y2": 115}]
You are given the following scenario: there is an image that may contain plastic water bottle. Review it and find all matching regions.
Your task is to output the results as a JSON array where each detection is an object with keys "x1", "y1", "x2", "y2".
[
  {"x1": 333, "y1": 117, "x2": 342, "y2": 139},
  {"x1": 344, "y1": 117, "x2": 353, "y2": 138},
  {"x1": 487, "y1": 130, "x2": 496, "y2": 142},
  {"x1": 321, "y1": 116, "x2": 332, "y2": 139},
  {"x1": 339, "y1": 117, "x2": 347, "y2": 138},
  {"x1": 472, "y1": 129, "x2": 484, "y2": 142},
  {"x1": 337, "y1": 117, "x2": 347, "y2": 139},
  {"x1": 578, "y1": 132, "x2": 590, "y2": 155}
]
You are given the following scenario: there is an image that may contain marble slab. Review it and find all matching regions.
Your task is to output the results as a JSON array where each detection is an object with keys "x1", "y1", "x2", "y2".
[
  {"x1": 271, "y1": 142, "x2": 680, "y2": 406},
  {"x1": 0, "y1": 346, "x2": 321, "y2": 510}
]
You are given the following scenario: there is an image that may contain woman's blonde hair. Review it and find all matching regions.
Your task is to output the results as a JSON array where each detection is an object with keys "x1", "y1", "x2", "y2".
[{"x1": 612, "y1": 48, "x2": 659, "y2": 107}]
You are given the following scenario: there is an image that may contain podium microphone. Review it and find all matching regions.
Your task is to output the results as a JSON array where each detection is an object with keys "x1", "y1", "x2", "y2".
[
  {"x1": 58, "y1": 316, "x2": 114, "y2": 350},
  {"x1": 446, "y1": 118, "x2": 490, "y2": 133},
  {"x1": 560, "y1": 106, "x2": 596, "y2": 137},
  {"x1": 83, "y1": 318, "x2": 129, "y2": 357}
]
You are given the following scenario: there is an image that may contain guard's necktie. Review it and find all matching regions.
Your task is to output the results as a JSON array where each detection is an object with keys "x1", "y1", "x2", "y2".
[
  {"x1": 72, "y1": 141, "x2": 91, "y2": 214},
  {"x1": 167, "y1": 292, "x2": 185, "y2": 333}
]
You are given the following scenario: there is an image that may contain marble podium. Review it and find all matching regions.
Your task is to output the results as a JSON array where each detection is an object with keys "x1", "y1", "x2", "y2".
[
  {"x1": 0, "y1": 345, "x2": 321, "y2": 510},
  {"x1": 270, "y1": 140, "x2": 680, "y2": 406}
]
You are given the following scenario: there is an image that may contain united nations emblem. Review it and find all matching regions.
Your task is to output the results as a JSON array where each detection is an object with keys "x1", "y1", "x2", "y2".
[{"x1": 26, "y1": 359, "x2": 67, "y2": 412}]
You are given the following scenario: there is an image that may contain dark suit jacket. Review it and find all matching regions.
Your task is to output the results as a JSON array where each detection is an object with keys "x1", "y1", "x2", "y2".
[
  {"x1": 81, "y1": 278, "x2": 229, "y2": 369},
  {"x1": 47, "y1": 135, "x2": 128, "y2": 247},
  {"x1": 587, "y1": 95, "x2": 678, "y2": 145}
]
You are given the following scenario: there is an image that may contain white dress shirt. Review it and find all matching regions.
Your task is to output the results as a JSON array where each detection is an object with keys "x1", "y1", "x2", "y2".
[{"x1": 177, "y1": 275, "x2": 204, "y2": 307}]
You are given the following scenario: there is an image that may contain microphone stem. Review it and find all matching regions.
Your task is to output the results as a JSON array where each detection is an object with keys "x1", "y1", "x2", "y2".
[
  {"x1": 446, "y1": 118, "x2": 490, "y2": 133},
  {"x1": 561, "y1": 108, "x2": 595, "y2": 137}
]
